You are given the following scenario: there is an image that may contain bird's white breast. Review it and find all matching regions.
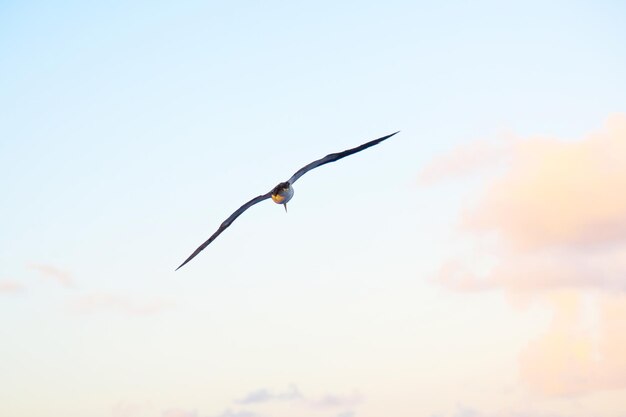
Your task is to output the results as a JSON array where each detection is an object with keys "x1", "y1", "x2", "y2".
[{"x1": 271, "y1": 186, "x2": 294, "y2": 204}]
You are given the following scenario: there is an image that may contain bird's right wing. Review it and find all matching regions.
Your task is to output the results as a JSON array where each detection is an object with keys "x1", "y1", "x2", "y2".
[
  {"x1": 175, "y1": 191, "x2": 273, "y2": 270},
  {"x1": 287, "y1": 131, "x2": 399, "y2": 185}
]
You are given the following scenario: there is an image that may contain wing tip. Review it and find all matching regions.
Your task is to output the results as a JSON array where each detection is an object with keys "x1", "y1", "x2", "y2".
[
  {"x1": 377, "y1": 130, "x2": 400, "y2": 142},
  {"x1": 175, "y1": 258, "x2": 191, "y2": 271},
  {"x1": 376, "y1": 130, "x2": 400, "y2": 144}
]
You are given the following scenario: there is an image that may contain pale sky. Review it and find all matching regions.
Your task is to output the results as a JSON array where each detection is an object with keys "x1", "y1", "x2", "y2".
[{"x1": 1, "y1": 2, "x2": 626, "y2": 417}]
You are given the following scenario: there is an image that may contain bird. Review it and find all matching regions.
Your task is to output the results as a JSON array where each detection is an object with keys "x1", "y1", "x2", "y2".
[{"x1": 176, "y1": 131, "x2": 399, "y2": 270}]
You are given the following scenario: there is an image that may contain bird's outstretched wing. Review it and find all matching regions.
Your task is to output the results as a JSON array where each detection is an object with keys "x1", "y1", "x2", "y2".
[
  {"x1": 287, "y1": 131, "x2": 399, "y2": 185},
  {"x1": 175, "y1": 191, "x2": 273, "y2": 270}
]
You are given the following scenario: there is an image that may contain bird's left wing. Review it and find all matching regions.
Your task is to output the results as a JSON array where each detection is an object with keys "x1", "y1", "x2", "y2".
[
  {"x1": 175, "y1": 191, "x2": 273, "y2": 270},
  {"x1": 287, "y1": 131, "x2": 399, "y2": 185}
]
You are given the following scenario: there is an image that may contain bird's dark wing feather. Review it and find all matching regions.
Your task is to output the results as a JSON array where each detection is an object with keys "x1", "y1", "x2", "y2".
[
  {"x1": 287, "y1": 131, "x2": 399, "y2": 185},
  {"x1": 175, "y1": 191, "x2": 273, "y2": 270}
]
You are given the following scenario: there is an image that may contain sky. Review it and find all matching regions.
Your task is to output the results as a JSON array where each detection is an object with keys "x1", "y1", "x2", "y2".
[{"x1": 1, "y1": 1, "x2": 626, "y2": 416}]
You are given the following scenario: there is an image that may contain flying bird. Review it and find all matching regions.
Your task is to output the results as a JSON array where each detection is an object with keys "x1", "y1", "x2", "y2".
[{"x1": 176, "y1": 131, "x2": 399, "y2": 270}]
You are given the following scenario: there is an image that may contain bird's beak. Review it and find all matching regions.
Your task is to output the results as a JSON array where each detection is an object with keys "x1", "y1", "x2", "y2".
[{"x1": 283, "y1": 204, "x2": 288, "y2": 213}]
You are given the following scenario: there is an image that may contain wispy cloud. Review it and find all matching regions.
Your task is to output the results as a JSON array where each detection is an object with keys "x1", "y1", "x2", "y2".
[
  {"x1": 0, "y1": 280, "x2": 24, "y2": 294},
  {"x1": 232, "y1": 385, "x2": 361, "y2": 415},
  {"x1": 28, "y1": 263, "x2": 75, "y2": 288},
  {"x1": 69, "y1": 292, "x2": 174, "y2": 315},
  {"x1": 431, "y1": 404, "x2": 563, "y2": 417},
  {"x1": 111, "y1": 387, "x2": 358, "y2": 417},
  {"x1": 308, "y1": 393, "x2": 362, "y2": 410},
  {"x1": 235, "y1": 384, "x2": 302, "y2": 405}
]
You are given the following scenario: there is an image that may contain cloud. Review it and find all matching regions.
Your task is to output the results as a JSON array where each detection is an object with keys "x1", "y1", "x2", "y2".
[
  {"x1": 114, "y1": 387, "x2": 359, "y2": 417},
  {"x1": 230, "y1": 385, "x2": 362, "y2": 416},
  {"x1": 464, "y1": 114, "x2": 626, "y2": 252},
  {"x1": 418, "y1": 138, "x2": 512, "y2": 185},
  {"x1": 235, "y1": 389, "x2": 273, "y2": 404},
  {"x1": 28, "y1": 263, "x2": 75, "y2": 287},
  {"x1": 308, "y1": 393, "x2": 362, "y2": 409},
  {"x1": 434, "y1": 114, "x2": 626, "y2": 294},
  {"x1": 520, "y1": 292, "x2": 626, "y2": 397},
  {"x1": 431, "y1": 404, "x2": 563, "y2": 417},
  {"x1": 69, "y1": 292, "x2": 174, "y2": 315},
  {"x1": 0, "y1": 280, "x2": 24, "y2": 294},
  {"x1": 428, "y1": 114, "x2": 626, "y2": 398},
  {"x1": 436, "y1": 247, "x2": 626, "y2": 294},
  {"x1": 235, "y1": 385, "x2": 302, "y2": 405}
]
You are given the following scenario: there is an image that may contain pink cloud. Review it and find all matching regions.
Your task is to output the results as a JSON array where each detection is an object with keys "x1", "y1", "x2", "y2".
[
  {"x1": 28, "y1": 263, "x2": 75, "y2": 287},
  {"x1": 434, "y1": 114, "x2": 626, "y2": 293},
  {"x1": 0, "y1": 280, "x2": 24, "y2": 294},
  {"x1": 428, "y1": 114, "x2": 626, "y2": 398},
  {"x1": 464, "y1": 114, "x2": 626, "y2": 251},
  {"x1": 69, "y1": 292, "x2": 174, "y2": 315},
  {"x1": 520, "y1": 292, "x2": 626, "y2": 397}
]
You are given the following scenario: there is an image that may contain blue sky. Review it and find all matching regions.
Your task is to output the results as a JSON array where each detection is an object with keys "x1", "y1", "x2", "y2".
[{"x1": 1, "y1": 2, "x2": 626, "y2": 417}]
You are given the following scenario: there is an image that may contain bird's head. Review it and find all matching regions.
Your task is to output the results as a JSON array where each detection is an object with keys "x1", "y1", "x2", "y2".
[{"x1": 272, "y1": 182, "x2": 290, "y2": 193}]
